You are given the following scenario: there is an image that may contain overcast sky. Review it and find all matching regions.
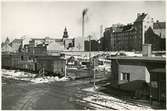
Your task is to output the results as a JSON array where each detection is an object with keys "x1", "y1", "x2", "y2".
[{"x1": 1, "y1": 1, "x2": 166, "y2": 42}]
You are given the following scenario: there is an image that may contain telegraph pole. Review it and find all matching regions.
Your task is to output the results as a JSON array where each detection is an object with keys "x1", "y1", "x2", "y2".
[
  {"x1": 88, "y1": 35, "x2": 96, "y2": 89},
  {"x1": 88, "y1": 35, "x2": 92, "y2": 82},
  {"x1": 93, "y1": 57, "x2": 96, "y2": 89}
]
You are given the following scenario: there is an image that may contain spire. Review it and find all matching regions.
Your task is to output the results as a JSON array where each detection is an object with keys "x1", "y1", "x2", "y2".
[
  {"x1": 63, "y1": 27, "x2": 68, "y2": 39},
  {"x1": 5, "y1": 37, "x2": 10, "y2": 44},
  {"x1": 64, "y1": 27, "x2": 67, "y2": 32}
]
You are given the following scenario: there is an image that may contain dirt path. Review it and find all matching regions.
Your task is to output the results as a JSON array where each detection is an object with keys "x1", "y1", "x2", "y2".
[
  {"x1": 11, "y1": 89, "x2": 48, "y2": 110},
  {"x1": 2, "y1": 78, "x2": 87, "y2": 110}
]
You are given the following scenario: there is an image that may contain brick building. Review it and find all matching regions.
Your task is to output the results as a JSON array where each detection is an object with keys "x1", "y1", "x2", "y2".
[
  {"x1": 84, "y1": 40, "x2": 100, "y2": 51},
  {"x1": 102, "y1": 13, "x2": 165, "y2": 51}
]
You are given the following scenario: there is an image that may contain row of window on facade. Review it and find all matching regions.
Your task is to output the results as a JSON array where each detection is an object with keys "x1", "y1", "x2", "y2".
[{"x1": 113, "y1": 36, "x2": 138, "y2": 41}]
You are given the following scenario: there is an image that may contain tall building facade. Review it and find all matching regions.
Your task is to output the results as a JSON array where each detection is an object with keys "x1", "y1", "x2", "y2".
[
  {"x1": 103, "y1": 13, "x2": 164, "y2": 51},
  {"x1": 102, "y1": 27, "x2": 112, "y2": 51},
  {"x1": 145, "y1": 21, "x2": 166, "y2": 51},
  {"x1": 112, "y1": 24, "x2": 137, "y2": 51},
  {"x1": 133, "y1": 13, "x2": 154, "y2": 50}
]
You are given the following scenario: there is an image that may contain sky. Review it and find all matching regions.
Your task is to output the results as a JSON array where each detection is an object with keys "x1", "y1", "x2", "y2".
[{"x1": 1, "y1": 1, "x2": 166, "y2": 42}]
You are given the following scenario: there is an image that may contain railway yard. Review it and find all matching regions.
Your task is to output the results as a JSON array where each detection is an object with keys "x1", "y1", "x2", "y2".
[{"x1": 2, "y1": 69, "x2": 159, "y2": 110}]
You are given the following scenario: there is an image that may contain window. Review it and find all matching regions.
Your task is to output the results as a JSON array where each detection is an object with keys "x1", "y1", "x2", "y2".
[
  {"x1": 29, "y1": 57, "x2": 32, "y2": 60},
  {"x1": 21, "y1": 56, "x2": 24, "y2": 61},
  {"x1": 120, "y1": 72, "x2": 130, "y2": 81}
]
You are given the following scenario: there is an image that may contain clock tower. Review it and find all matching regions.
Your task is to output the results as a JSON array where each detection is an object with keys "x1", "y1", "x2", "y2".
[{"x1": 62, "y1": 27, "x2": 69, "y2": 39}]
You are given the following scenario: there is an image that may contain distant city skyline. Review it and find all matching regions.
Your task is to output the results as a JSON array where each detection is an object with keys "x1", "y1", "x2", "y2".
[{"x1": 1, "y1": 1, "x2": 166, "y2": 42}]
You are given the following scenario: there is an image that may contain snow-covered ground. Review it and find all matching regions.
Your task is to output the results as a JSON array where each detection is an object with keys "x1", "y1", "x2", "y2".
[
  {"x1": 94, "y1": 64, "x2": 111, "y2": 72},
  {"x1": 82, "y1": 86, "x2": 99, "y2": 92},
  {"x1": 82, "y1": 87, "x2": 152, "y2": 110},
  {"x1": 2, "y1": 69, "x2": 69, "y2": 83}
]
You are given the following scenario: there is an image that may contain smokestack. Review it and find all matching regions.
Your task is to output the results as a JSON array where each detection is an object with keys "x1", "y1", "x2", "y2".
[{"x1": 82, "y1": 8, "x2": 88, "y2": 38}]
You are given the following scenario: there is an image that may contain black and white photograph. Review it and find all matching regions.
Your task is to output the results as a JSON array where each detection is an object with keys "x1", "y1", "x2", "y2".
[{"x1": 1, "y1": 0, "x2": 166, "y2": 110}]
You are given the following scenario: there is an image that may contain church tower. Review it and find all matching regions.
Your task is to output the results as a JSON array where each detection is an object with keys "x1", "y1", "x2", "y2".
[{"x1": 62, "y1": 27, "x2": 69, "y2": 39}]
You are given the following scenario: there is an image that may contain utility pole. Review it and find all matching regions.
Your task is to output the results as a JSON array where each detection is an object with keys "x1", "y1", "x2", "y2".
[
  {"x1": 93, "y1": 57, "x2": 96, "y2": 89},
  {"x1": 88, "y1": 35, "x2": 96, "y2": 89},
  {"x1": 65, "y1": 60, "x2": 67, "y2": 77},
  {"x1": 88, "y1": 35, "x2": 91, "y2": 82},
  {"x1": 99, "y1": 25, "x2": 103, "y2": 52}
]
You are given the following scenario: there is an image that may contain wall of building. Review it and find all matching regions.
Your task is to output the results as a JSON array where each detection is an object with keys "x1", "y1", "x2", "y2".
[
  {"x1": 2, "y1": 53, "x2": 66, "y2": 76},
  {"x1": 84, "y1": 40, "x2": 100, "y2": 51},
  {"x1": 63, "y1": 39, "x2": 74, "y2": 49},
  {"x1": 102, "y1": 28, "x2": 112, "y2": 51},
  {"x1": 36, "y1": 56, "x2": 66, "y2": 76},
  {"x1": 73, "y1": 37, "x2": 85, "y2": 51},
  {"x1": 34, "y1": 45, "x2": 47, "y2": 55},
  {"x1": 2, "y1": 54, "x2": 12, "y2": 68},
  {"x1": 118, "y1": 65, "x2": 148, "y2": 84},
  {"x1": 113, "y1": 29, "x2": 137, "y2": 51},
  {"x1": 142, "y1": 14, "x2": 154, "y2": 44},
  {"x1": 111, "y1": 58, "x2": 165, "y2": 91},
  {"x1": 145, "y1": 28, "x2": 162, "y2": 51},
  {"x1": 53, "y1": 60, "x2": 66, "y2": 74},
  {"x1": 47, "y1": 42, "x2": 64, "y2": 52},
  {"x1": 2, "y1": 54, "x2": 36, "y2": 71},
  {"x1": 110, "y1": 59, "x2": 119, "y2": 86}
]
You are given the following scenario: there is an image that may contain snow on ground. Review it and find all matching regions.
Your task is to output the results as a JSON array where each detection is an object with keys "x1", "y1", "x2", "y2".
[
  {"x1": 124, "y1": 52, "x2": 143, "y2": 57},
  {"x1": 82, "y1": 86, "x2": 99, "y2": 93},
  {"x1": 82, "y1": 87, "x2": 152, "y2": 110},
  {"x1": 95, "y1": 65, "x2": 111, "y2": 72},
  {"x1": 2, "y1": 69, "x2": 69, "y2": 83},
  {"x1": 2, "y1": 69, "x2": 36, "y2": 78},
  {"x1": 30, "y1": 76, "x2": 69, "y2": 83}
]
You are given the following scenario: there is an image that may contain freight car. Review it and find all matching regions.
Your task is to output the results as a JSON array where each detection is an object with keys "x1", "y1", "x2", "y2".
[
  {"x1": 35, "y1": 55, "x2": 66, "y2": 76},
  {"x1": 2, "y1": 53, "x2": 66, "y2": 76}
]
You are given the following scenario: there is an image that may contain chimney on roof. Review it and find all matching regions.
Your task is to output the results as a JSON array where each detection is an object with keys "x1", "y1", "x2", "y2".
[{"x1": 142, "y1": 44, "x2": 152, "y2": 57}]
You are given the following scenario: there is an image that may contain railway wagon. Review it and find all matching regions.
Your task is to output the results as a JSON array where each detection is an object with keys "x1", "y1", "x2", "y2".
[
  {"x1": 2, "y1": 54, "x2": 12, "y2": 68},
  {"x1": 2, "y1": 53, "x2": 21, "y2": 69},
  {"x1": 2, "y1": 53, "x2": 36, "y2": 71},
  {"x1": 2, "y1": 53, "x2": 66, "y2": 76},
  {"x1": 36, "y1": 55, "x2": 66, "y2": 76}
]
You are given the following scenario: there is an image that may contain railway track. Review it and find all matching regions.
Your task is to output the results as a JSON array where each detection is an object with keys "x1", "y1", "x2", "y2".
[
  {"x1": 38, "y1": 82, "x2": 135, "y2": 110},
  {"x1": 43, "y1": 81, "x2": 151, "y2": 110},
  {"x1": 3, "y1": 77, "x2": 151, "y2": 110}
]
